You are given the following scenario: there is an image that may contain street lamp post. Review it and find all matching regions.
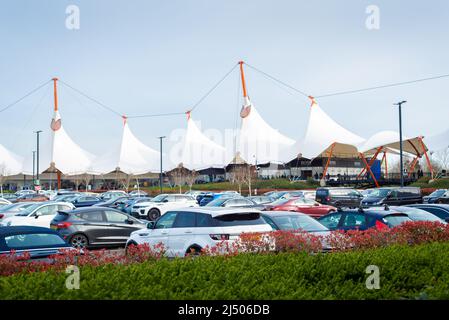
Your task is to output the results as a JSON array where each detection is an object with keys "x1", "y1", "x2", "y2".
[
  {"x1": 158, "y1": 136, "x2": 166, "y2": 194},
  {"x1": 34, "y1": 130, "x2": 42, "y2": 186},
  {"x1": 394, "y1": 101, "x2": 407, "y2": 187},
  {"x1": 32, "y1": 151, "x2": 36, "y2": 184}
]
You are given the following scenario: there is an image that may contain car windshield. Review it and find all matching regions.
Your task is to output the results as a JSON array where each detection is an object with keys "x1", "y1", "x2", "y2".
[
  {"x1": 15, "y1": 203, "x2": 41, "y2": 216},
  {"x1": 205, "y1": 198, "x2": 227, "y2": 207},
  {"x1": 368, "y1": 189, "x2": 391, "y2": 197},
  {"x1": 269, "y1": 215, "x2": 328, "y2": 232},
  {"x1": 430, "y1": 190, "x2": 446, "y2": 197},
  {"x1": 383, "y1": 215, "x2": 411, "y2": 227},
  {"x1": 270, "y1": 198, "x2": 290, "y2": 206},
  {"x1": 151, "y1": 194, "x2": 168, "y2": 202}
]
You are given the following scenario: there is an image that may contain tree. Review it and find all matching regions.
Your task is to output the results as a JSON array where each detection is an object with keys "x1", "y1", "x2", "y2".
[
  {"x1": 167, "y1": 164, "x2": 190, "y2": 193},
  {"x1": 0, "y1": 164, "x2": 9, "y2": 198},
  {"x1": 185, "y1": 170, "x2": 198, "y2": 191},
  {"x1": 228, "y1": 164, "x2": 255, "y2": 195},
  {"x1": 81, "y1": 174, "x2": 92, "y2": 191}
]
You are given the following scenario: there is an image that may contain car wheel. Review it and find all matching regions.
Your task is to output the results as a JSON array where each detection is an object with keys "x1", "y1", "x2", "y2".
[
  {"x1": 70, "y1": 234, "x2": 89, "y2": 249},
  {"x1": 125, "y1": 241, "x2": 138, "y2": 255},
  {"x1": 148, "y1": 208, "x2": 161, "y2": 221},
  {"x1": 185, "y1": 245, "x2": 202, "y2": 257}
]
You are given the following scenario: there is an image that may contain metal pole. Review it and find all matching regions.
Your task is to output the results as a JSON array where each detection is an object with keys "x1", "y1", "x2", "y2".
[
  {"x1": 32, "y1": 151, "x2": 36, "y2": 184},
  {"x1": 158, "y1": 136, "x2": 166, "y2": 194},
  {"x1": 35, "y1": 130, "x2": 42, "y2": 185},
  {"x1": 394, "y1": 101, "x2": 407, "y2": 187}
]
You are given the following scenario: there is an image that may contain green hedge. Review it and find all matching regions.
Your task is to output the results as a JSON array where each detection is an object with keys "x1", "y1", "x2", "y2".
[{"x1": 2, "y1": 243, "x2": 449, "y2": 299}]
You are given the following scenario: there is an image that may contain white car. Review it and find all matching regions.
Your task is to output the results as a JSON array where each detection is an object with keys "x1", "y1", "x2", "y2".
[
  {"x1": 0, "y1": 198, "x2": 11, "y2": 208},
  {"x1": 131, "y1": 194, "x2": 199, "y2": 221},
  {"x1": 0, "y1": 202, "x2": 75, "y2": 228},
  {"x1": 126, "y1": 207, "x2": 272, "y2": 257}
]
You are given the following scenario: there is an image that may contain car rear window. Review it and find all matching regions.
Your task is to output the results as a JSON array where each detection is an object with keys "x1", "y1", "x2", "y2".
[
  {"x1": 5, "y1": 233, "x2": 66, "y2": 250},
  {"x1": 383, "y1": 215, "x2": 411, "y2": 227},
  {"x1": 213, "y1": 212, "x2": 266, "y2": 226}
]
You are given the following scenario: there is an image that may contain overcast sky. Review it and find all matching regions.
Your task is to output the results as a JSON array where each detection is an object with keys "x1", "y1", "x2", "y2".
[{"x1": 1, "y1": 0, "x2": 448, "y2": 159}]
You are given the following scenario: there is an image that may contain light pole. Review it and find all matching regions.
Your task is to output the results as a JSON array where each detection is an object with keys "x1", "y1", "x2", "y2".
[
  {"x1": 394, "y1": 101, "x2": 407, "y2": 187},
  {"x1": 158, "y1": 136, "x2": 166, "y2": 194},
  {"x1": 32, "y1": 151, "x2": 36, "y2": 184},
  {"x1": 34, "y1": 130, "x2": 42, "y2": 186}
]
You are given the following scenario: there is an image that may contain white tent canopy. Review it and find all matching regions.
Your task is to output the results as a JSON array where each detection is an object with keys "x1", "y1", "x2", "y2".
[
  {"x1": 169, "y1": 114, "x2": 228, "y2": 171},
  {"x1": 284, "y1": 100, "x2": 366, "y2": 161},
  {"x1": 237, "y1": 97, "x2": 295, "y2": 164},
  {"x1": 22, "y1": 111, "x2": 95, "y2": 175},
  {"x1": 0, "y1": 143, "x2": 24, "y2": 176},
  {"x1": 359, "y1": 130, "x2": 428, "y2": 157},
  {"x1": 91, "y1": 120, "x2": 160, "y2": 175}
]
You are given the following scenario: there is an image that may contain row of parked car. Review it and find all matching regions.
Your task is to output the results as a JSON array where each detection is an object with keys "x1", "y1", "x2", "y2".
[{"x1": 1, "y1": 186, "x2": 449, "y2": 259}]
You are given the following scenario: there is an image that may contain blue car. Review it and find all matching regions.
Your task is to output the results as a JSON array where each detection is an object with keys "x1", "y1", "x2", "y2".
[
  {"x1": 317, "y1": 207, "x2": 412, "y2": 231},
  {"x1": 0, "y1": 226, "x2": 73, "y2": 259},
  {"x1": 69, "y1": 195, "x2": 103, "y2": 208},
  {"x1": 198, "y1": 193, "x2": 240, "y2": 206}
]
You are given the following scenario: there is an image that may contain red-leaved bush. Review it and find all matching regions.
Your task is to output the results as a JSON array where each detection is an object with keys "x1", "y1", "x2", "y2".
[{"x1": 2, "y1": 221, "x2": 449, "y2": 276}]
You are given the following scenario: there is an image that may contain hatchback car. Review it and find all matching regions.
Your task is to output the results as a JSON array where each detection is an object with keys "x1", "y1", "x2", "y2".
[
  {"x1": 315, "y1": 188, "x2": 363, "y2": 208},
  {"x1": 51, "y1": 207, "x2": 146, "y2": 249},
  {"x1": 132, "y1": 194, "x2": 199, "y2": 221},
  {"x1": 1, "y1": 202, "x2": 75, "y2": 228},
  {"x1": 317, "y1": 208, "x2": 412, "y2": 231},
  {"x1": 126, "y1": 207, "x2": 272, "y2": 257},
  {"x1": 423, "y1": 189, "x2": 447, "y2": 204},
  {"x1": 0, "y1": 226, "x2": 73, "y2": 259},
  {"x1": 265, "y1": 197, "x2": 336, "y2": 218},
  {"x1": 406, "y1": 204, "x2": 449, "y2": 222},
  {"x1": 261, "y1": 211, "x2": 330, "y2": 235}
]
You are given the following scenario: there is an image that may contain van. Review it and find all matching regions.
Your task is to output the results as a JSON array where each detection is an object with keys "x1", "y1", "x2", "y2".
[
  {"x1": 360, "y1": 187, "x2": 422, "y2": 207},
  {"x1": 315, "y1": 188, "x2": 363, "y2": 208}
]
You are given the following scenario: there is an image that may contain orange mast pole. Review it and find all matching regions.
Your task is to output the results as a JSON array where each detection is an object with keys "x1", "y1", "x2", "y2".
[
  {"x1": 322, "y1": 142, "x2": 336, "y2": 179},
  {"x1": 52, "y1": 78, "x2": 58, "y2": 112},
  {"x1": 419, "y1": 137, "x2": 434, "y2": 179},
  {"x1": 239, "y1": 61, "x2": 248, "y2": 98},
  {"x1": 384, "y1": 151, "x2": 388, "y2": 177},
  {"x1": 359, "y1": 152, "x2": 379, "y2": 187},
  {"x1": 52, "y1": 77, "x2": 61, "y2": 190}
]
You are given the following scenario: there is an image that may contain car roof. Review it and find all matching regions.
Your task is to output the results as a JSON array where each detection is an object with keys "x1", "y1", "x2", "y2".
[
  {"x1": 0, "y1": 226, "x2": 59, "y2": 236},
  {"x1": 408, "y1": 203, "x2": 449, "y2": 209},
  {"x1": 333, "y1": 208, "x2": 406, "y2": 217},
  {"x1": 169, "y1": 207, "x2": 261, "y2": 217}
]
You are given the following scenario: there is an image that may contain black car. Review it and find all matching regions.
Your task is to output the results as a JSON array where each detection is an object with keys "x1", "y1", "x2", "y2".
[
  {"x1": 317, "y1": 207, "x2": 412, "y2": 231},
  {"x1": 360, "y1": 187, "x2": 422, "y2": 207},
  {"x1": 50, "y1": 207, "x2": 146, "y2": 249},
  {"x1": 424, "y1": 189, "x2": 449, "y2": 204},
  {"x1": 406, "y1": 204, "x2": 449, "y2": 222},
  {"x1": 70, "y1": 195, "x2": 103, "y2": 208},
  {"x1": 94, "y1": 196, "x2": 130, "y2": 208},
  {"x1": 315, "y1": 187, "x2": 363, "y2": 208},
  {"x1": 0, "y1": 226, "x2": 73, "y2": 259}
]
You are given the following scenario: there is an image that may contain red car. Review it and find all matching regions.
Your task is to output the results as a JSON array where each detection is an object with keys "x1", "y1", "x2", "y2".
[{"x1": 265, "y1": 197, "x2": 337, "y2": 218}]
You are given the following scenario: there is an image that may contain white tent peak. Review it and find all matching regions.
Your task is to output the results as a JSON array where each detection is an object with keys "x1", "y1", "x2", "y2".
[
  {"x1": 91, "y1": 121, "x2": 160, "y2": 175},
  {"x1": 237, "y1": 97, "x2": 295, "y2": 164},
  {"x1": 169, "y1": 115, "x2": 227, "y2": 170},
  {"x1": 0, "y1": 143, "x2": 23, "y2": 176}
]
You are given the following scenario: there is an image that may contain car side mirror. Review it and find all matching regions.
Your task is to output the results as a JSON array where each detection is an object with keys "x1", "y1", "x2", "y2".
[
  {"x1": 126, "y1": 219, "x2": 134, "y2": 225},
  {"x1": 147, "y1": 221, "x2": 155, "y2": 229},
  {"x1": 34, "y1": 212, "x2": 41, "y2": 219}
]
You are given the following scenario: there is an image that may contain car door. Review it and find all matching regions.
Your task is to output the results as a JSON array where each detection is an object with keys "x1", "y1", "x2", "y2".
[
  {"x1": 103, "y1": 210, "x2": 141, "y2": 244},
  {"x1": 168, "y1": 211, "x2": 197, "y2": 256},
  {"x1": 146, "y1": 211, "x2": 178, "y2": 254},
  {"x1": 33, "y1": 204, "x2": 59, "y2": 227},
  {"x1": 76, "y1": 210, "x2": 110, "y2": 245}
]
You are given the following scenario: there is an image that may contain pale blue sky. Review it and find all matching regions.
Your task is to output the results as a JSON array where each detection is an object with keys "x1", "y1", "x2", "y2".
[{"x1": 0, "y1": 0, "x2": 448, "y2": 158}]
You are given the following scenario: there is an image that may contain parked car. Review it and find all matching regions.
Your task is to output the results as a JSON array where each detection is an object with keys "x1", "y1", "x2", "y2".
[
  {"x1": 205, "y1": 197, "x2": 264, "y2": 210},
  {"x1": 0, "y1": 198, "x2": 11, "y2": 208},
  {"x1": 116, "y1": 197, "x2": 152, "y2": 214},
  {"x1": 423, "y1": 189, "x2": 447, "y2": 204},
  {"x1": 69, "y1": 195, "x2": 102, "y2": 208},
  {"x1": 265, "y1": 197, "x2": 337, "y2": 218},
  {"x1": 315, "y1": 187, "x2": 363, "y2": 208},
  {"x1": 246, "y1": 196, "x2": 274, "y2": 205},
  {"x1": 1, "y1": 193, "x2": 18, "y2": 201},
  {"x1": 261, "y1": 211, "x2": 330, "y2": 235},
  {"x1": 100, "y1": 190, "x2": 128, "y2": 201},
  {"x1": 0, "y1": 202, "x2": 36, "y2": 221},
  {"x1": 184, "y1": 190, "x2": 208, "y2": 201},
  {"x1": 94, "y1": 196, "x2": 129, "y2": 208},
  {"x1": 198, "y1": 193, "x2": 239, "y2": 206},
  {"x1": 52, "y1": 193, "x2": 81, "y2": 202},
  {"x1": 128, "y1": 190, "x2": 149, "y2": 197},
  {"x1": 406, "y1": 204, "x2": 449, "y2": 222},
  {"x1": 0, "y1": 202, "x2": 75, "y2": 228},
  {"x1": 425, "y1": 190, "x2": 449, "y2": 204},
  {"x1": 317, "y1": 208, "x2": 412, "y2": 231},
  {"x1": 51, "y1": 207, "x2": 146, "y2": 249},
  {"x1": 14, "y1": 193, "x2": 50, "y2": 203},
  {"x1": 126, "y1": 207, "x2": 272, "y2": 257},
  {"x1": 0, "y1": 226, "x2": 73, "y2": 259},
  {"x1": 360, "y1": 187, "x2": 422, "y2": 207},
  {"x1": 389, "y1": 206, "x2": 446, "y2": 223},
  {"x1": 131, "y1": 194, "x2": 199, "y2": 221},
  {"x1": 15, "y1": 190, "x2": 36, "y2": 197},
  {"x1": 361, "y1": 189, "x2": 375, "y2": 198}
]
